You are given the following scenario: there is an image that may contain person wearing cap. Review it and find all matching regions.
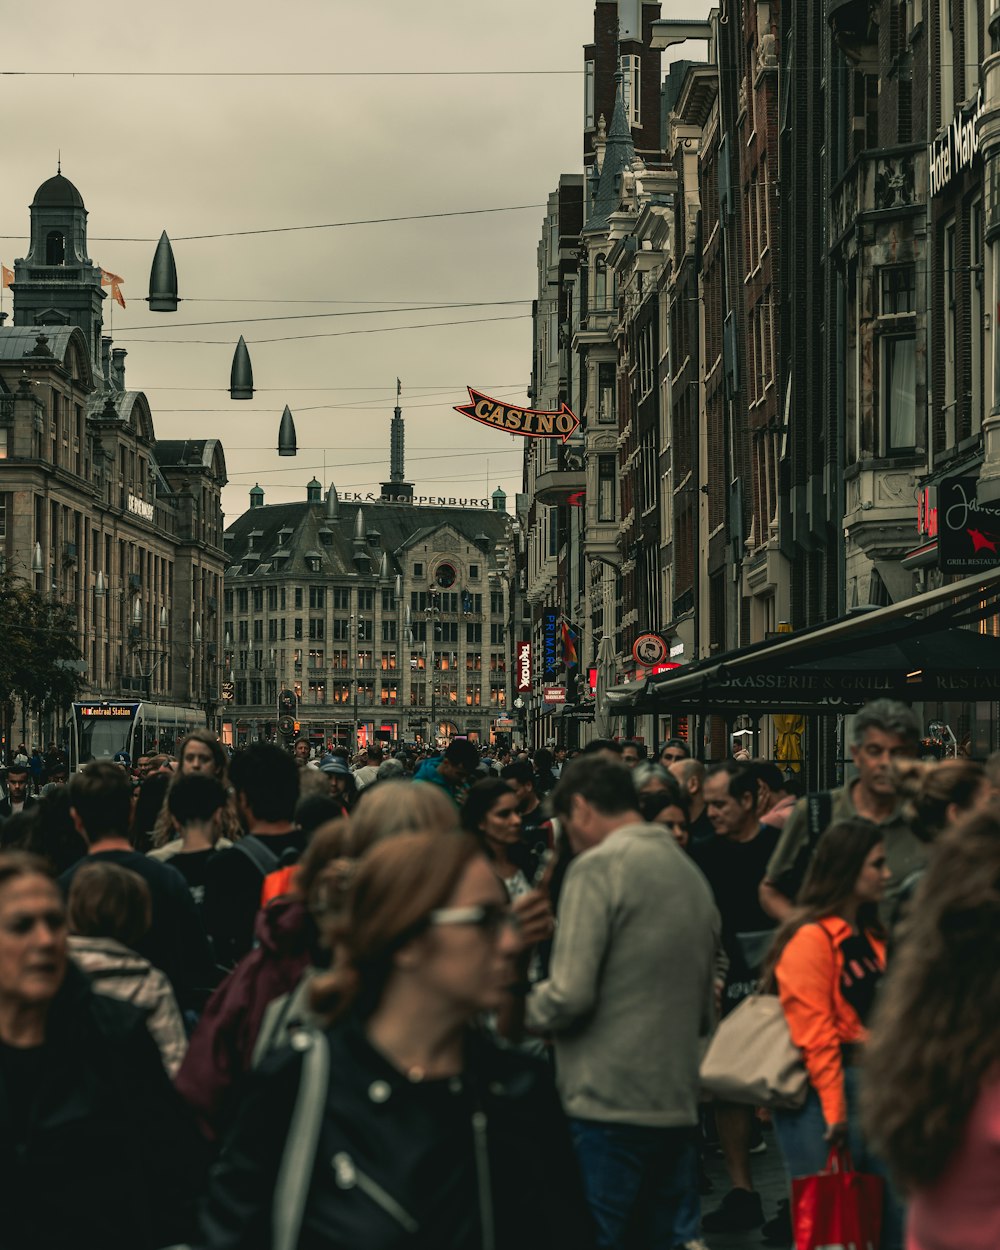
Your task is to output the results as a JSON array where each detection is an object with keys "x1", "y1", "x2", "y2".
[
  {"x1": 0, "y1": 758, "x2": 38, "y2": 822},
  {"x1": 318, "y1": 753, "x2": 357, "y2": 812},
  {"x1": 113, "y1": 751, "x2": 132, "y2": 771}
]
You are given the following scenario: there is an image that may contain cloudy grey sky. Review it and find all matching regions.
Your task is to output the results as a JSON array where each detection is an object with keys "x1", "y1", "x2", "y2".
[{"x1": 1, "y1": 0, "x2": 705, "y2": 525}]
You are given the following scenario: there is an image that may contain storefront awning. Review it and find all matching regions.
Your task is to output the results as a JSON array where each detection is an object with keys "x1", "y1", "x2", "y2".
[{"x1": 607, "y1": 566, "x2": 1000, "y2": 715}]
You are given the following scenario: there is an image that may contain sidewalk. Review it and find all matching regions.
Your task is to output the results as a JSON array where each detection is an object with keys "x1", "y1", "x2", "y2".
[{"x1": 702, "y1": 1120, "x2": 790, "y2": 1250}]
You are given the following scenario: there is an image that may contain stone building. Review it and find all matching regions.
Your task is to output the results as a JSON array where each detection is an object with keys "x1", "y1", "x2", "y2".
[
  {"x1": 221, "y1": 472, "x2": 515, "y2": 752},
  {"x1": 0, "y1": 172, "x2": 227, "y2": 744}
]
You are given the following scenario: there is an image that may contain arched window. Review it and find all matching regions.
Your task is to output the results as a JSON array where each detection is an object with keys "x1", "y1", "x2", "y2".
[{"x1": 45, "y1": 231, "x2": 65, "y2": 265}]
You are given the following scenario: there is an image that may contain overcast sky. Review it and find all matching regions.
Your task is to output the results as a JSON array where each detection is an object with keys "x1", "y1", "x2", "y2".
[{"x1": 1, "y1": 1, "x2": 706, "y2": 526}]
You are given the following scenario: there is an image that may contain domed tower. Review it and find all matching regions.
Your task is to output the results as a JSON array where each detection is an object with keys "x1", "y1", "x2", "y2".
[{"x1": 12, "y1": 170, "x2": 106, "y2": 373}]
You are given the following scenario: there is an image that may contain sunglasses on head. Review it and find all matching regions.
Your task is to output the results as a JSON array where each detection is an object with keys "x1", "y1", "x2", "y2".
[{"x1": 428, "y1": 904, "x2": 520, "y2": 937}]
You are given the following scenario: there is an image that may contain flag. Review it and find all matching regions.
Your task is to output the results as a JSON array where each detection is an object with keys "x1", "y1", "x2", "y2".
[
  {"x1": 100, "y1": 268, "x2": 126, "y2": 308},
  {"x1": 561, "y1": 620, "x2": 579, "y2": 668},
  {"x1": 1, "y1": 264, "x2": 12, "y2": 290}
]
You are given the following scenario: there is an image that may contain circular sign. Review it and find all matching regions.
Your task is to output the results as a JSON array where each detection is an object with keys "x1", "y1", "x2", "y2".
[
  {"x1": 631, "y1": 633, "x2": 669, "y2": 667},
  {"x1": 278, "y1": 714, "x2": 295, "y2": 737}
]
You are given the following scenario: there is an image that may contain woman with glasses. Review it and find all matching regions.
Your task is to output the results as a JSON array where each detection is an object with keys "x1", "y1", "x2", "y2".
[
  {"x1": 0, "y1": 851, "x2": 203, "y2": 1249},
  {"x1": 196, "y1": 831, "x2": 594, "y2": 1250}
]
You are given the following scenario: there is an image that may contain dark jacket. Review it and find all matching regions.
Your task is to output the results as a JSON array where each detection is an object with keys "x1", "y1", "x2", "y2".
[
  {"x1": 0, "y1": 963, "x2": 205, "y2": 1250},
  {"x1": 0, "y1": 794, "x2": 38, "y2": 822},
  {"x1": 197, "y1": 1018, "x2": 596, "y2": 1250},
  {"x1": 176, "y1": 896, "x2": 315, "y2": 1140}
]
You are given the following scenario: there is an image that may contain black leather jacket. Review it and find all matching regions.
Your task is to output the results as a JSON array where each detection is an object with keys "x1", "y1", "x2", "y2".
[{"x1": 198, "y1": 1018, "x2": 595, "y2": 1250}]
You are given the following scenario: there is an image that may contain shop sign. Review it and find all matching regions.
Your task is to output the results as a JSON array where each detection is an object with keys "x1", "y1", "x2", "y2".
[
  {"x1": 455, "y1": 388, "x2": 581, "y2": 443},
  {"x1": 543, "y1": 686, "x2": 566, "y2": 704},
  {"x1": 938, "y1": 475, "x2": 1000, "y2": 571},
  {"x1": 631, "y1": 632, "x2": 669, "y2": 666},
  {"x1": 542, "y1": 608, "x2": 560, "y2": 679},
  {"x1": 516, "y1": 641, "x2": 533, "y2": 692},
  {"x1": 917, "y1": 486, "x2": 938, "y2": 538},
  {"x1": 929, "y1": 89, "x2": 985, "y2": 197},
  {"x1": 127, "y1": 493, "x2": 154, "y2": 522}
]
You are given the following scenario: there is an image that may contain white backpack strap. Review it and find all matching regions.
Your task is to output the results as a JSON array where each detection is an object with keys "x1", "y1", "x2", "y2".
[{"x1": 272, "y1": 1028, "x2": 330, "y2": 1250}]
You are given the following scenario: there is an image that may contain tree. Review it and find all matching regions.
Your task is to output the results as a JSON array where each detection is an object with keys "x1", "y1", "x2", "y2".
[{"x1": 0, "y1": 574, "x2": 85, "y2": 740}]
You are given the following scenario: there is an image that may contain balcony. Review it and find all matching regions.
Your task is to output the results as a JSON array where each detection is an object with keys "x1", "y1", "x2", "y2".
[{"x1": 533, "y1": 442, "x2": 586, "y2": 506}]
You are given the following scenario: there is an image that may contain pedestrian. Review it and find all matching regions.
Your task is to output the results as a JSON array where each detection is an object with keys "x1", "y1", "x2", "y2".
[
  {"x1": 317, "y1": 751, "x2": 358, "y2": 811},
  {"x1": 633, "y1": 760, "x2": 677, "y2": 798},
  {"x1": 519, "y1": 757, "x2": 719, "y2": 1250},
  {"x1": 160, "y1": 772, "x2": 230, "y2": 910},
  {"x1": 0, "y1": 851, "x2": 204, "y2": 1249},
  {"x1": 668, "y1": 758, "x2": 715, "y2": 846},
  {"x1": 60, "y1": 762, "x2": 216, "y2": 1013},
  {"x1": 202, "y1": 743, "x2": 306, "y2": 968},
  {"x1": 620, "y1": 739, "x2": 645, "y2": 768},
  {"x1": 67, "y1": 860, "x2": 188, "y2": 1076},
  {"x1": 533, "y1": 746, "x2": 558, "y2": 796},
  {"x1": 350, "y1": 776, "x2": 459, "y2": 844},
  {"x1": 863, "y1": 811, "x2": 1000, "y2": 1250},
  {"x1": 413, "y1": 737, "x2": 480, "y2": 804},
  {"x1": 500, "y1": 759, "x2": 552, "y2": 848},
  {"x1": 749, "y1": 759, "x2": 798, "y2": 830},
  {"x1": 640, "y1": 785, "x2": 691, "y2": 848},
  {"x1": 352, "y1": 743, "x2": 384, "y2": 790},
  {"x1": 659, "y1": 738, "x2": 691, "y2": 766},
  {"x1": 694, "y1": 760, "x2": 781, "y2": 1235},
  {"x1": 462, "y1": 777, "x2": 540, "y2": 900},
  {"x1": 765, "y1": 817, "x2": 902, "y2": 1248},
  {"x1": 194, "y1": 831, "x2": 595, "y2": 1250},
  {"x1": 759, "y1": 699, "x2": 924, "y2": 921},
  {"x1": 0, "y1": 758, "x2": 38, "y2": 821}
]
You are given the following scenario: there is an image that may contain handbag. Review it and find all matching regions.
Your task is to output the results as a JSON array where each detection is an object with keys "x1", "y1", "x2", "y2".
[
  {"x1": 792, "y1": 1146, "x2": 883, "y2": 1250},
  {"x1": 699, "y1": 991, "x2": 808, "y2": 1110}
]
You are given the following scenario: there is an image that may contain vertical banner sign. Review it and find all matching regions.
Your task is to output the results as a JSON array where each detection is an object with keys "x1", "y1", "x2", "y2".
[
  {"x1": 542, "y1": 608, "x2": 560, "y2": 680},
  {"x1": 939, "y1": 476, "x2": 1000, "y2": 572},
  {"x1": 516, "y1": 642, "x2": 533, "y2": 692}
]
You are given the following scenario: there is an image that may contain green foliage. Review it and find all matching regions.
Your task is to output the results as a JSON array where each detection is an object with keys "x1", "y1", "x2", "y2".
[{"x1": 0, "y1": 574, "x2": 85, "y2": 716}]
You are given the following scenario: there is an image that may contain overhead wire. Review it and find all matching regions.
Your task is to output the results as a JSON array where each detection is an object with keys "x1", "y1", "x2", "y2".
[
  {"x1": 113, "y1": 299, "x2": 531, "y2": 332},
  {"x1": 114, "y1": 312, "x2": 531, "y2": 345}
]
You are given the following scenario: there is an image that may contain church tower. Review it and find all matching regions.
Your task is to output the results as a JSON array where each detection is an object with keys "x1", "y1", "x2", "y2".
[{"x1": 12, "y1": 170, "x2": 106, "y2": 374}]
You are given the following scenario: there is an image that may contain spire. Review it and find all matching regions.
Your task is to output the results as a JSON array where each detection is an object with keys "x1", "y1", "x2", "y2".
[
  {"x1": 585, "y1": 61, "x2": 636, "y2": 234},
  {"x1": 390, "y1": 377, "x2": 404, "y2": 482}
]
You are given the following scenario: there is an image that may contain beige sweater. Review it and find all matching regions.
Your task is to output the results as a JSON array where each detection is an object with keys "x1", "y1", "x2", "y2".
[{"x1": 527, "y1": 823, "x2": 720, "y2": 1127}]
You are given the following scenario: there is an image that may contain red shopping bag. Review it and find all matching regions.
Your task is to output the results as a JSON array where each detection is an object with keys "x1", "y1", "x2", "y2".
[{"x1": 791, "y1": 1146, "x2": 883, "y2": 1250}]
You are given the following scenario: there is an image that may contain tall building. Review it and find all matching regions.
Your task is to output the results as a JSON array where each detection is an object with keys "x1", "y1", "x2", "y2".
[
  {"x1": 221, "y1": 413, "x2": 516, "y2": 750},
  {"x1": 0, "y1": 172, "x2": 228, "y2": 745}
]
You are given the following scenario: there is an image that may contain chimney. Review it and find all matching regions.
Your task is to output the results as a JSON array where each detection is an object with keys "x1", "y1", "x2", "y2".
[{"x1": 111, "y1": 347, "x2": 127, "y2": 392}]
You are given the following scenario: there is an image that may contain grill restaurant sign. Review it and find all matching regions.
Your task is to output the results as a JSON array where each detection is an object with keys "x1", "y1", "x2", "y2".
[
  {"x1": 455, "y1": 389, "x2": 581, "y2": 442},
  {"x1": 929, "y1": 89, "x2": 985, "y2": 197},
  {"x1": 938, "y1": 475, "x2": 1000, "y2": 572}
]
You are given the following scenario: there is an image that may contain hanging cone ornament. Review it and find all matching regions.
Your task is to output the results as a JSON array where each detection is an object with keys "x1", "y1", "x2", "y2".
[
  {"x1": 230, "y1": 335, "x2": 253, "y2": 399},
  {"x1": 148, "y1": 231, "x2": 178, "y2": 312},
  {"x1": 277, "y1": 404, "x2": 297, "y2": 456}
]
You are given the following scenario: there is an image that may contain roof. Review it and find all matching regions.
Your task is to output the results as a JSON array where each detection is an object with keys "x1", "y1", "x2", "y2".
[
  {"x1": 0, "y1": 325, "x2": 80, "y2": 362},
  {"x1": 585, "y1": 77, "x2": 637, "y2": 235},
  {"x1": 155, "y1": 438, "x2": 227, "y2": 483},
  {"x1": 31, "y1": 173, "x2": 85, "y2": 209},
  {"x1": 224, "y1": 498, "x2": 511, "y2": 580}
]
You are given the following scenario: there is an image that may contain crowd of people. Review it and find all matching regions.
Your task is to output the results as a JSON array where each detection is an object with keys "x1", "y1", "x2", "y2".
[{"x1": 0, "y1": 702, "x2": 996, "y2": 1249}]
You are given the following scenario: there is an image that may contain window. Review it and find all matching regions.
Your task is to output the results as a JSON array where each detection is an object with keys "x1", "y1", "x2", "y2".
[
  {"x1": 224, "y1": 590, "x2": 234, "y2": 614},
  {"x1": 381, "y1": 619, "x2": 397, "y2": 642},
  {"x1": 469, "y1": 564, "x2": 479, "y2": 579},
  {"x1": 944, "y1": 217, "x2": 957, "y2": 443},
  {"x1": 308, "y1": 618, "x2": 324, "y2": 640},
  {"x1": 410, "y1": 591, "x2": 427, "y2": 613},
  {"x1": 438, "y1": 622, "x2": 458, "y2": 643},
  {"x1": 619, "y1": 53, "x2": 640, "y2": 126},
  {"x1": 238, "y1": 620, "x2": 249, "y2": 643},
  {"x1": 280, "y1": 619, "x2": 286, "y2": 640},
  {"x1": 490, "y1": 687, "x2": 507, "y2": 707},
  {"x1": 490, "y1": 652, "x2": 506, "y2": 672},
  {"x1": 357, "y1": 681, "x2": 374, "y2": 703},
  {"x1": 490, "y1": 591, "x2": 504, "y2": 615},
  {"x1": 598, "y1": 361, "x2": 616, "y2": 422},
  {"x1": 309, "y1": 586, "x2": 325, "y2": 610},
  {"x1": 381, "y1": 588, "x2": 395, "y2": 612},
  {"x1": 237, "y1": 589, "x2": 248, "y2": 613},
  {"x1": 381, "y1": 651, "x2": 397, "y2": 670},
  {"x1": 333, "y1": 587, "x2": 351, "y2": 611},
  {"x1": 294, "y1": 588, "x2": 303, "y2": 610},
  {"x1": 308, "y1": 648, "x2": 324, "y2": 670},
  {"x1": 435, "y1": 651, "x2": 459, "y2": 671},
  {"x1": 434, "y1": 563, "x2": 457, "y2": 589},
  {"x1": 358, "y1": 589, "x2": 374, "y2": 611},
  {"x1": 357, "y1": 649, "x2": 373, "y2": 669},
  {"x1": 490, "y1": 623, "x2": 505, "y2": 646},
  {"x1": 466, "y1": 653, "x2": 482, "y2": 671},
  {"x1": 584, "y1": 59, "x2": 595, "y2": 128},
  {"x1": 882, "y1": 335, "x2": 917, "y2": 452},
  {"x1": 410, "y1": 681, "x2": 426, "y2": 705},
  {"x1": 330, "y1": 649, "x2": 349, "y2": 669},
  {"x1": 466, "y1": 686, "x2": 481, "y2": 706},
  {"x1": 413, "y1": 563, "x2": 423, "y2": 577},
  {"x1": 410, "y1": 651, "x2": 426, "y2": 670},
  {"x1": 267, "y1": 587, "x2": 277, "y2": 611},
  {"x1": 253, "y1": 619, "x2": 263, "y2": 641},
  {"x1": 308, "y1": 679, "x2": 327, "y2": 705},
  {"x1": 381, "y1": 683, "x2": 398, "y2": 706},
  {"x1": 595, "y1": 255, "x2": 608, "y2": 309},
  {"x1": 0, "y1": 430, "x2": 7, "y2": 461},
  {"x1": 332, "y1": 681, "x2": 351, "y2": 704},
  {"x1": 268, "y1": 619, "x2": 277, "y2": 641},
  {"x1": 598, "y1": 455, "x2": 616, "y2": 521},
  {"x1": 880, "y1": 266, "x2": 916, "y2": 315},
  {"x1": 331, "y1": 619, "x2": 349, "y2": 641},
  {"x1": 466, "y1": 623, "x2": 482, "y2": 644},
  {"x1": 253, "y1": 588, "x2": 263, "y2": 612},
  {"x1": 294, "y1": 618, "x2": 303, "y2": 640}
]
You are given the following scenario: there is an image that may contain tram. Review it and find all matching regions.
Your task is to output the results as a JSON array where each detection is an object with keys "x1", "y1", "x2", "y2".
[{"x1": 68, "y1": 700, "x2": 206, "y2": 771}]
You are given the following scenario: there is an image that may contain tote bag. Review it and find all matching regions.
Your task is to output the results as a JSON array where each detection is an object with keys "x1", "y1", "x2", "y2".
[
  {"x1": 792, "y1": 1146, "x2": 883, "y2": 1250},
  {"x1": 699, "y1": 992, "x2": 808, "y2": 1110}
]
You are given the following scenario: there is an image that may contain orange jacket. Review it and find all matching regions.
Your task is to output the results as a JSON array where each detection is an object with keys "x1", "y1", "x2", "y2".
[
  {"x1": 260, "y1": 865, "x2": 298, "y2": 908},
  {"x1": 775, "y1": 916, "x2": 885, "y2": 1127}
]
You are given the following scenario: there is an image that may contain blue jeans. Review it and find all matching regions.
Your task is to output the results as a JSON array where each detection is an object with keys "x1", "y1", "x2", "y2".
[
  {"x1": 773, "y1": 1066, "x2": 904, "y2": 1250},
  {"x1": 569, "y1": 1118, "x2": 699, "y2": 1250}
]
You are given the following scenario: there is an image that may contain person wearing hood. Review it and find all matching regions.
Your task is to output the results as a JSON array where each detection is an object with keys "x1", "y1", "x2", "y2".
[{"x1": 67, "y1": 860, "x2": 187, "y2": 1077}]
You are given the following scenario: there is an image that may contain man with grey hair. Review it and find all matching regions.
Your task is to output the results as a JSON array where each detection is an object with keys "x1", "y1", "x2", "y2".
[{"x1": 759, "y1": 698, "x2": 925, "y2": 921}]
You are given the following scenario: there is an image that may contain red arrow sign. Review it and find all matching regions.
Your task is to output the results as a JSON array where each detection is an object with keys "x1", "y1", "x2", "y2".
[{"x1": 454, "y1": 388, "x2": 581, "y2": 443}]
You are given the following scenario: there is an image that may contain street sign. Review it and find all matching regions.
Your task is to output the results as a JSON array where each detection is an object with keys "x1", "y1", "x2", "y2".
[
  {"x1": 494, "y1": 717, "x2": 514, "y2": 728},
  {"x1": 543, "y1": 686, "x2": 566, "y2": 704}
]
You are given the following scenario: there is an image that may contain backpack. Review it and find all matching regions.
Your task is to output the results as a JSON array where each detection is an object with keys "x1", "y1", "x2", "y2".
[{"x1": 775, "y1": 790, "x2": 834, "y2": 904}]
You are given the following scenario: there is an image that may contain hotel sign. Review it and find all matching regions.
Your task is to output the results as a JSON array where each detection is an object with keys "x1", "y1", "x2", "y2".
[{"x1": 929, "y1": 89, "x2": 985, "y2": 197}]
